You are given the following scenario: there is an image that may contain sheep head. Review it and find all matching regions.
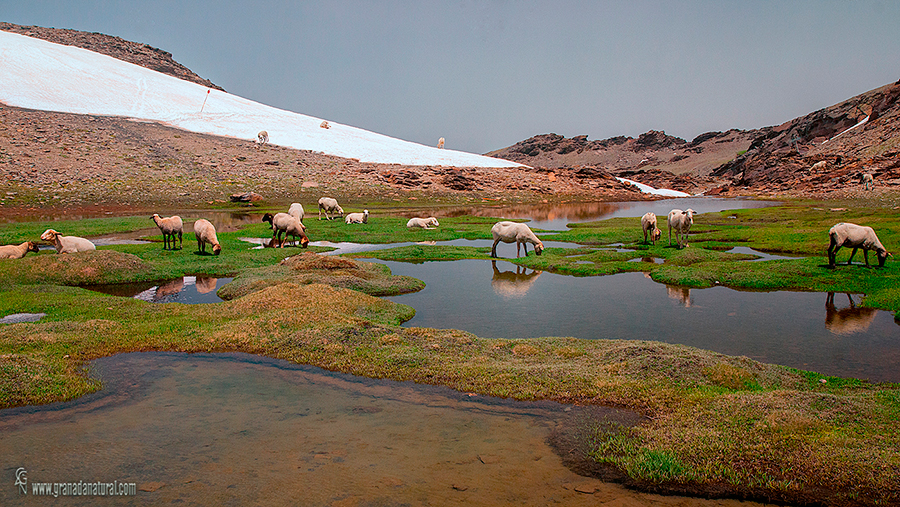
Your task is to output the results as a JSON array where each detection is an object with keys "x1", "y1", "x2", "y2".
[
  {"x1": 26, "y1": 241, "x2": 39, "y2": 253},
  {"x1": 534, "y1": 241, "x2": 544, "y2": 256},
  {"x1": 212, "y1": 244, "x2": 222, "y2": 255},
  {"x1": 429, "y1": 217, "x2": 440, "y2": 227},
  {"x1": 652, "y1": 228, "x2": 661, "y2": 241},
  {"x1": 40, "y1": 229, "x2": 60, "y2": 242},
  {"x1": 878, "y1": 250, "x2": 891, "y2": 267},
  {"x1": 262, "y1": 213, "x2": 274, "y2": 226}
]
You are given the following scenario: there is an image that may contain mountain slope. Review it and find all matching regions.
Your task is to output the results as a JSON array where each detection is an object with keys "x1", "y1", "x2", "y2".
[
  {"x1": 713, "y1": 80, "x2": 900, "y2": 193},
  {"x1": 0, "y1": 29, "x2": 520, "y2": 169}
]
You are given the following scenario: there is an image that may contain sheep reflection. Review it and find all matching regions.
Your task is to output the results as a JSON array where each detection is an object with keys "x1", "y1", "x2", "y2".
[
  {"x1": 153, "y1": 278, "x2": 184, "y2": 300},
  {"x1": 491, "y1": 261, "x2": 542, "y2": 299},
  {"x1": 195, "y1": 276, "x2": 219, "y2": 294},
  {"x1": 825, "y1": 292, "x2": 877, "y2": 335},
  {"x1": 666, "y1": 285, "x2": 693, "y2": 307}
]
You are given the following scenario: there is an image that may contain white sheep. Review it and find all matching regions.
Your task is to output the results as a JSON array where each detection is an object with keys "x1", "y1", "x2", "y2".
[
  {"x1": 288, "y1": 203, "x2": 305, "y2": 224},
  {"x1": 827, "y1": 222, "x2": 890, "y2": 268},
  {"x1": 406, "y1": 217, "x2": 440, "y2": 229},
  {"x1": 193, "y1": 219, "x2": 221, "y2": 255},
  {"x1": 318, "y1": 197, "x2": 344, "y2": 220},
  {"x1": 0, "y1": 241, "x2": 40, "y2": 259},
  {"x1": 437, "y1": 137, "x2": 445, "y2": 149},
  {"x1": 667, "y1": 209, "x2": 695, "y2": 249},
  {"x1": 257, "y1": 130, "x2": 268, "y2": 144},
  {"x1": 863, "y1": 172, "x2": 874, "y2": 191},
  {"x1": 40, "y1": 229, "x2": 96, "y2": 254},
  {"x1": 263, "y1": 213, "x2": 309, "y2": 248},
  {"x1": 345, "y1": 210, "x2": 369, "y2": 224},
  {"x1": 811, "y1": 160, "x2": 828, "y2": 171},
  {"x1": 641, "y1": 212, "x2": 661, "y2": 245},
  {"x1": 320, "y1": 121, "x2": 330, "y2": 129},
  {"x1": 491, "y1": 221, "x2": 544, "y2": 258},
  {"x1": 151, "y1": 213, "x2": 183, "y2": 250}
]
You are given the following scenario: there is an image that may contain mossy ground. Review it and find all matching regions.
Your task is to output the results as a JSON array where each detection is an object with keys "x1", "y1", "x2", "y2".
[{"x1": 1, "y1": 203, "x2": 899, "y2": 506}]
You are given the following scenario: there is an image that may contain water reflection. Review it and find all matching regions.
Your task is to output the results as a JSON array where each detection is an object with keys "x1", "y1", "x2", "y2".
[
  {"x1": 825, "y1": 292, "x2": 878, "y2": 335},
  {"x1": 5, "y1": 352, "x2": 739, "y2": 507},
  {"x1": 491, "y1": 261, "x2": 543, "y2": 299},
  {"x1": 666, "y1": 285, "x2": 693, "y2": 308},
  {"x1": 441, "y1": 198, "x2": 778, "y2": 230},
  {"x1": 85, "y1": 276, "x2": 231, "y2": 304},
  {"x1": 382, "y1": 260, "x2": 900, "y2": 381}
]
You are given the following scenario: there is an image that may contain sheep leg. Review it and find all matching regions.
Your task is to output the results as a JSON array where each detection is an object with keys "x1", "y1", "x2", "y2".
[
  {"x1": 847, "y1": 247, "x2": 858, "y2": 265},
  {"x1": 827, "y1": 238, "x2": 840, "y2": 266},
  {"x1": 863, "y1": 249, "x2": 871, "y2": 267},
  {"x1": 177, "y1": 231, "x2": 183, "y2": 250},
  {"x1": 491, "y1": 239, "x2": 500, "y2": 258}
]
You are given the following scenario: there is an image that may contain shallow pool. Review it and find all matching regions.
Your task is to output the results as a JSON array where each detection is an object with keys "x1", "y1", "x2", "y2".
[
  {"x1": 382, "y1": 260, "x2": 900, "y2": 382},
  {"x1": 0, "y1": 352, "x2": 772, "y2": 507}
]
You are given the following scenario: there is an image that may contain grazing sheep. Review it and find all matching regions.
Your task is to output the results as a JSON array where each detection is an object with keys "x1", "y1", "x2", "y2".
[
  {"x1": 437, "y1": 137, "x2": 445, "y2": 149},
  {"x1": 345, "y1": 210, "x2": 369, "y2": 224},
  {"x1": 193, "y1": 219, "x2": 221, "y2": 255},
  {"x1": 288, "y1": 202, "x2": 305, "y2": 224},
  {"x1": 40, "y1": 229, "x2": 96, "y2": 254},
  {"x1": 318, "y1": 197, "x2": 344, "y2": 220},
  {"x1": 827, "y1": 222, "x2": 890, "y2": 268},
  {"x1": 491, "y1": 221, "x2": 544, "y2": 258},
  {"x1": 641, "y1": 212, "x2": 661, "y2": 245},
  {"x1": 263, "y1": 213, "x2": 309, "y2": 248},
  {"x1": 0, "y1": 241, "x2": 40, "y2": 259},
  {"x1": 257, "y1": 130, "x2": 269, "y2": 145},
  {"x1": 320, "y1": 121, "x2": 330, "y2": 129},
  {"x1": 406, "y1": 217, "x2": 440, "y2": 229},
  {"x1": 667, "y1": 209, "x2": 695, "y2": 249},
  {"x1": 863, "y1": 172, "x2": 874, "y2": 191},
  {"x1": 151, "y1": 213, "x2": 183, "y2": 250}
]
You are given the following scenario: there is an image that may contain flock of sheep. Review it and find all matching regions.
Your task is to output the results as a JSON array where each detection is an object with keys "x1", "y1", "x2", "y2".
[{"x1": 0, "y1": 200, "x2": 891, "y2": 270}]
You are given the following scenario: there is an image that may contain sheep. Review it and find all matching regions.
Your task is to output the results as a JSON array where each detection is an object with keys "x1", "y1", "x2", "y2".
[
  {"x1": 406, "y1": 217, "x2": 440, "y2": 229},
  {"x1": 320, "y1": 121, "x2": 330, "y2": 129},
  {"x1": 257, "y1": 130, "x2": 268, "y2": 145},
  {"x1": 641, "y1": 212, "x2": 661, "y2": 245},
  {"x1": 827, "y1": 222, "x2": 890, "y2": 268},
  {"x1": 263, "y1": 212, "x2": 309, "y2": 248},
  {"x1": 863, "y1": 172, "x2": 874, "y2": 191},
  {"x1": 151, "y1": 213, "x2": 183, "y2": 250},
  {"x1": 193, "y1": 219, "x2": 221, "y2": 255},
  {"x1": 345, "y1": 210, "x2": 369, "y2": 224},
  {"x1": 40, "y1": 229, "x2": 96, "y2": 254},
  {"x1": 318, "y1": 197, "x2": 344, "y2": 220},
  {"x1": 0, "y1": 241, "x2": 40, "y2": 259},
  {"x1": 811, "y1": 160, "x2": 828, "y2": 171},
  {"x1": 667, "y1": 209, "x2": 695, "y2": 249},
  {"x1": 437, "y1": 137, "x2": 445, "y2": 149},
  {"x1": 491, "y1": 221, "x2": 544, "y2": 258},
  {"x1": 288, "y1": 202, "x2": 305, "y2": 224}
]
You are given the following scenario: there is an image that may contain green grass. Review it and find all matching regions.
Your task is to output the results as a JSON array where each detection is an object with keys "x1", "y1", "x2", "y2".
[{"x1": 1, "y1": 203, "x2": 899, "y2": 505}]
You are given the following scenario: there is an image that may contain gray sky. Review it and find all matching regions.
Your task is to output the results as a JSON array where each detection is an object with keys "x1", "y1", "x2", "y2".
[{"x1": 4, "y1": 1, "x2": 899, "y2": 154}]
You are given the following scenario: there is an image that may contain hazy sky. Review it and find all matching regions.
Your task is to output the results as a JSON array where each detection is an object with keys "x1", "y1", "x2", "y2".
[{"x1": 4, "y1": 1, "x2": 899, "y2": 154}]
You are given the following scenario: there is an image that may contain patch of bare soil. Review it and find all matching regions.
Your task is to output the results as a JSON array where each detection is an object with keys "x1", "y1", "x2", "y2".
[{"x1": 0, "y1": 102, "x2": 652, "y2": 213}]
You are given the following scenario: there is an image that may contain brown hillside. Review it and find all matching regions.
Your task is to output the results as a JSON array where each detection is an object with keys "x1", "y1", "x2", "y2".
[{"x1": 713, "y1": 80, "x2": 900, "y2": 194}]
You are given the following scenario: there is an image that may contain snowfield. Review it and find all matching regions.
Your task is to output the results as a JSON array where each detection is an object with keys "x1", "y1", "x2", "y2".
[{"x1": 0, "y1": 30, "x2": 522, "y2": 168}]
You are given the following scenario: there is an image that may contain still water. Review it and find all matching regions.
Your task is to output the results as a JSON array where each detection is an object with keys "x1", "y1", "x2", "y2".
[
  {"x1": 383, "y1": 260, "x2": 900, "y2": 382},
  {"x1": 0, "y1": 352, "x2": 773, "y2": 507},
  {"x1": 84, "y1": 276, "x2": 232, "y2": 304}
]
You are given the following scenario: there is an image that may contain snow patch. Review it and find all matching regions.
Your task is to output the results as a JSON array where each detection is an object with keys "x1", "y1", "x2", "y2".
[
  {"x1": 616, "y1": 177, "x2": 691, "y2": 197},
  {"x1": 0, "y1": 31, "x2": 522, "y2": 168}
]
